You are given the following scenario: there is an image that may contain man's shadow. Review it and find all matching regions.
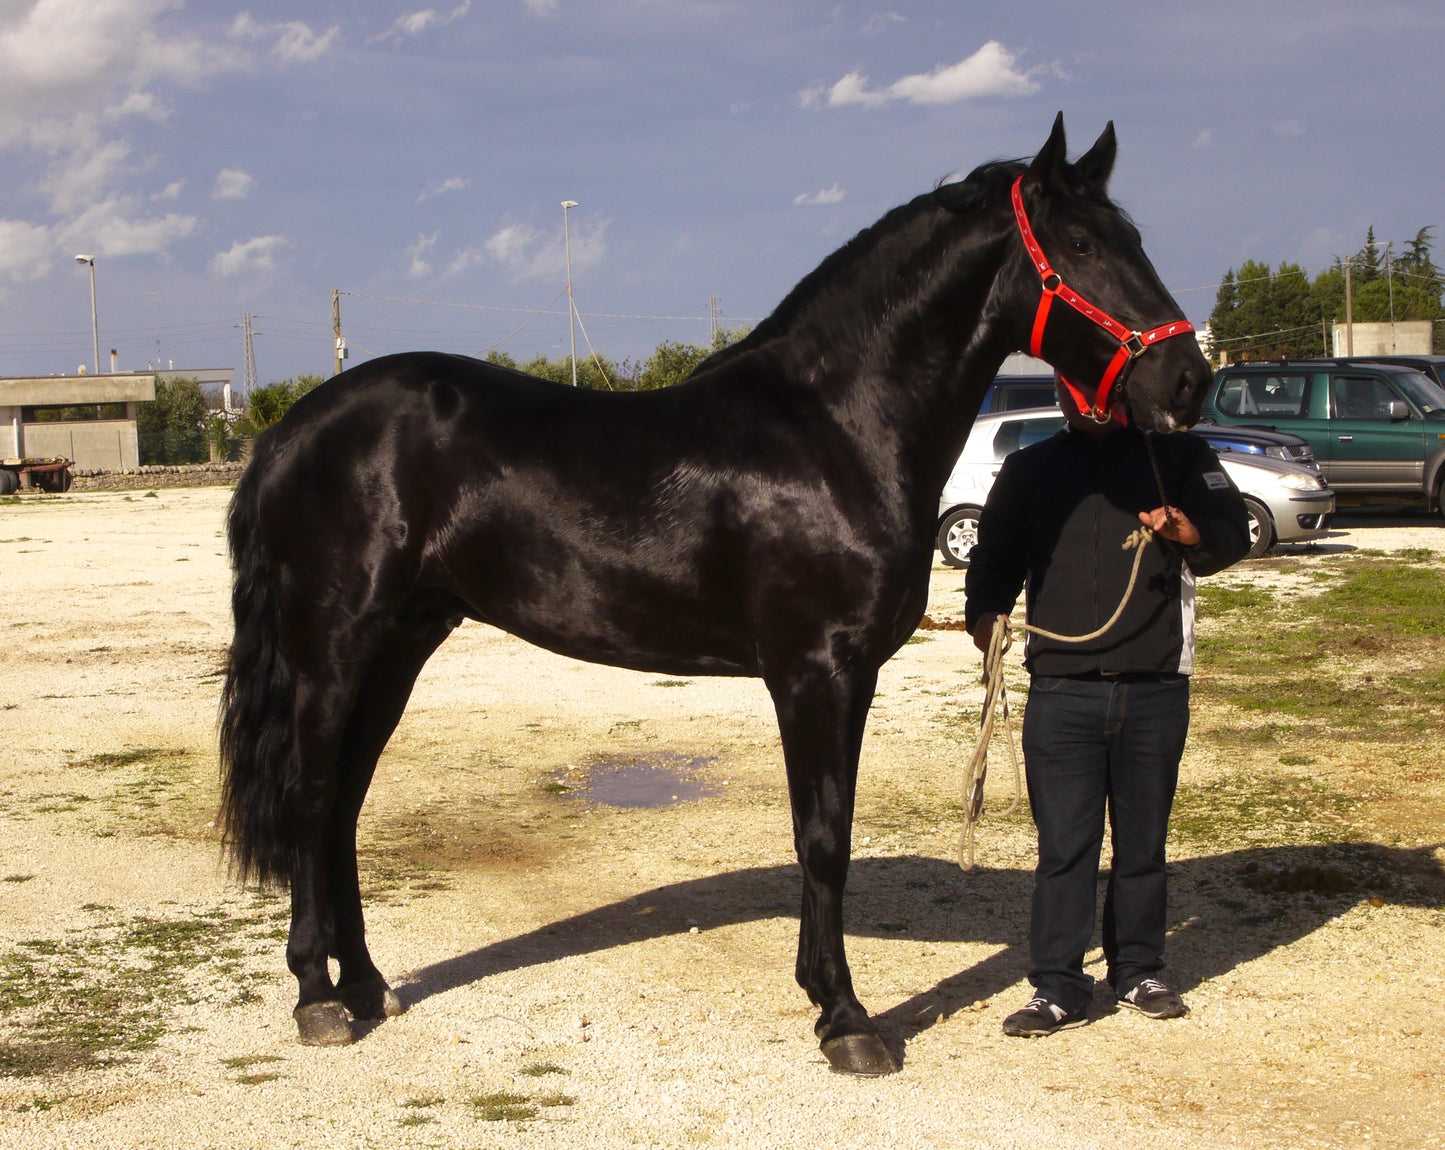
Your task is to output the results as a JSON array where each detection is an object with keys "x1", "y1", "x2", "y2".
[{"x1": 393, "y1": 841, "x2": 1443, "y2": 1057}]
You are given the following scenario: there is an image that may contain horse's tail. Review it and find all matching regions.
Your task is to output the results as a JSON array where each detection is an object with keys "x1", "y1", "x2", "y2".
[{"x1": 218, "y1": 451, "x2": 295, "y2": 888}]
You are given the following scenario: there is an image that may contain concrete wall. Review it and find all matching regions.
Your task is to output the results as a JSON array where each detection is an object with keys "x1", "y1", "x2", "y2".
[
  {"x1": 22, "y1": 420, "x2": 140, "y2": 470},
  {"x1": 1331, "y1": 321, "x2": 1433, "y2": 356}
]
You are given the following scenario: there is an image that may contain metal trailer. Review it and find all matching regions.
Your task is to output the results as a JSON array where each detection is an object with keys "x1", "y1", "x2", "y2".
[{"x1": 0, "y1": 457, "x2": 74, "y2": 494}]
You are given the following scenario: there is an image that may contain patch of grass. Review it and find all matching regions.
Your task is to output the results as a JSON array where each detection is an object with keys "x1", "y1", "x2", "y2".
[
  {"x1": 519, "y1": 1061, "x2": 567, "y2": 1078},
  {"x1": 537, "y1": 1092, "x2": 576, "y2": 1107},
  {"x1": 2, "y1": 874, "x2": 35, "y2": 883},
  {"x1": 652, "y1": 679, "x2": 693, "y2": 687},
  {"x1": 398, "y1": 1113, "x2": 436, "y2": 1126},
  {"x1": 14, "y1": 1095, "x2": 68, "y2": 1112},
  {"x1": 234, "y1": 1072, "x2": 283, "y2": 1086},
  {"x1": 76, "y1": 748, "x2": 172, "y2": 769},
  {"x1": 904, "y1": 634, "x2": 933, "y2": 645},
  {"x1": 402, "y1": 1094, "x2": 445, "y2": 1108},
  {"x1": 472, "y1": 1091, "x2": 539, "y2": 1122},
  {"x1": 1197, "y1": 583, "x2": 1273, "y2": 613},
  {"x1": 1194, "y1": 557, "x2": 1445, "y2": 738},
  {"x1": 0, "y1": 904, "x2": 282, "y2": 1077},
  {"x1": 1170, "y1": 770, "x2": 1359, "y2": 850},
  {"x1": 220, "y1": 1054, "x2": 284, "y2": 1070}
]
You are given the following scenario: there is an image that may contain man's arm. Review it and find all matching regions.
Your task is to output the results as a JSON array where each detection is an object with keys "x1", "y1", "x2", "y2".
[
  {"x1": 1162, "y1": 438, "x2": 1252, "y2": 576},
  {"x1": 964, "y1": 452, "x2": 1031, "y2": 651}
]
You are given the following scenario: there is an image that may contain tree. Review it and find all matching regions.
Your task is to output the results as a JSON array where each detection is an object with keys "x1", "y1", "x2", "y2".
[
  {"x1": 236, "y1": 374, "x2": 325, "y2": 435},
  {"x1": 137, "y1": 376, "x2": 208, "y2": 464},
  {"x1": 1209, "y1": 223, "x2": 1445, "y2": 359},
  {"x1": 481, "y1": 327, "x2": 751, "y2": 392}
]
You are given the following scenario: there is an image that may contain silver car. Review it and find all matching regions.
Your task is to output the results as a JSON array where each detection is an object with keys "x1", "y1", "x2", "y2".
[{"x1": 935, "y1": 411, "x2": 1335, "y2": 566}]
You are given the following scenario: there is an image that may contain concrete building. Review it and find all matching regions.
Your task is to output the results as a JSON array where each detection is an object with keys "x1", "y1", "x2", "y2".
[
  {"x1": 1, "y1": 372, "x2": 156, "y2": 470},
  {"x1": 1332, "y1": 320, "x2": 1433, "y2": 356}
]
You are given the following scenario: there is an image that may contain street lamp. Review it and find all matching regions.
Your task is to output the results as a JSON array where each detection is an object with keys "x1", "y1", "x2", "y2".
[
  {"x1": 75, "y1": 254, "x2": 99, "y2": 374},
  {"x1": 561, "y1": 201, "x2": 578, "y2": 386}
]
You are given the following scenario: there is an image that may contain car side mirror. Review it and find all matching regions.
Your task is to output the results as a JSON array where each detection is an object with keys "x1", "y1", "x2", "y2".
[{"x1": 1388, "y1": 399, "x2": 1410, "y2": 422}]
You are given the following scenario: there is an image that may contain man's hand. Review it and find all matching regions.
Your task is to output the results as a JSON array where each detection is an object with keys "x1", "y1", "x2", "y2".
[
  {"x1": 1139, "y1": 506, "x2": 1201, "y2": 547},
  {"x1": 972, "y1": 612, "x2": 1005, "y2": 654}
]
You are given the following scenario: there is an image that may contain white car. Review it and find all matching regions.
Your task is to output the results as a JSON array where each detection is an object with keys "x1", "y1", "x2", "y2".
[{"x1": 936, "y1": 410, "x2": 1336, "y2": 567}]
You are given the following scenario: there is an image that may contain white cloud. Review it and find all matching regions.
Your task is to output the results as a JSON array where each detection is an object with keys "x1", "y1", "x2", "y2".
[
  {"x1": 60, "y1": 198, "x2": 197, "y2": 258},
  {"x1": 417, "y1": 175, "x2": 469, "y2": 203},
  {"x1": 524, "y1": 0, "x2": 559, "y2": 16},
  {"x1": 152, "y1": 179, "x2": 185, "y2": 201},
  {"x1": 1274, "y1": 119, "x2": 1306, "y2": 138},
  {"x1": 0, "y1": 218, "x2": 53, "y2": 281},
  {"x1": 46, "y1": 139, "x2": 133, "y2": 215},
  {"x1": 209, "y1": 234, "x2": 290, "y2": 277},
  {"x1": 230, "y1": 12, "x2": 339, "y2": 63},
  {"x1": 406, "y1": 231, "x2": 438, "y2": 279},
  {"x1": 460, "y1": 216, "x2": 608, "y2": 281},
  {"x1": 0, "y1": 0, "x2": 244, "y2": 150},
  {"x1": 370, "y1": 3, "x2": 470, "y2": 41},
  {"x1": 861, "y1": 11, "x2": 905, "y2": 35},
  {"x1": 1193, "y1": 128, "x2": 1215, "y2": 148},
  {"x1": 213, "y1": 168, "x2": 256, "y2": 200},
  {"x1": 804, "y1": 41, "x2": 1039, "y2": 110},
  {"x1": 794, "y1": 184, "x2": 845, "y2": 206}
]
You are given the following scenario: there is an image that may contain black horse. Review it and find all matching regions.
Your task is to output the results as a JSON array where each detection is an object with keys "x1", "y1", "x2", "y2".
[{"x1": 220, "y1": 115, "x2": 1212, "y2": 1076}]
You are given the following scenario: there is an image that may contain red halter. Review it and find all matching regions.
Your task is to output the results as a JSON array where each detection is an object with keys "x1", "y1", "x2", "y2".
[{"x1": 1010, "y1": 175, "x2": 1194, "y2": 424}]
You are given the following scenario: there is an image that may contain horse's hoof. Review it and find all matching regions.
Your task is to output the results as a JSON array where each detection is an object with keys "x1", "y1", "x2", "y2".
[
  {"x1": 820, "y1": 1032, "x2": 899, "y2": 1077},
  {"x1": 293, "y1": 1001, "x2": 354, "y2": 1046},
  {"x1": 337, "y1": 976, "x2": 405, "y2": 1021}
]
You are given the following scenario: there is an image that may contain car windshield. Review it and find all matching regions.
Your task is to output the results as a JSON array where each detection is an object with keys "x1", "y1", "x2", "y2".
[{"x1": 1391, "y1": 370, "x2": 1445, "y2": 415}]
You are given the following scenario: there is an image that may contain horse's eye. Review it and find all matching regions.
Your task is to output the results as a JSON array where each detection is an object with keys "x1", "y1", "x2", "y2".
[{"x1": 1070, "y1": 239, "x2": 1093, "y2": 256}]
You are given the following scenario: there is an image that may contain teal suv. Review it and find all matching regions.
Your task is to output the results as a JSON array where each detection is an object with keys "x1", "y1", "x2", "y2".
[{"x1": 1203, "y1": 359, "x2": 1445, "y2": 513}]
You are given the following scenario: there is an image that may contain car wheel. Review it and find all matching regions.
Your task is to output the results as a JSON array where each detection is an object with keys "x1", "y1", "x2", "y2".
[
  {"x1": 937, "y1": 507, "x2": 982, "y2": 568},
  {"x1": 0, "y1": 469, "x2": 17, "y2": 495},
  {"x1": 1242, "y1": 496, "x2": 1275, "y2": 559}
]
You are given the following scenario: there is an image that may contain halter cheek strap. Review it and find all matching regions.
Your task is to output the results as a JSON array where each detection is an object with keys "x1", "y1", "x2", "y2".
[{"x1": 1010, "y1": 175, "x2": 1194, "y2": 423}]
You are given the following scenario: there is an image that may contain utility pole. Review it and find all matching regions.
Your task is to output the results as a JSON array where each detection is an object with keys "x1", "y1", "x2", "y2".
[
  {"x1": 562, "y1": 201, "x2": 579, "y2": 386},
  {"x1": 1386, "y1": 246, "x2": 1396, "y2": 352},
  {"x1": 1343, "y1": 255, "x2": 1354, "y2": 356},
  {"x1": 332, "y1": 289, "x2": 346, "y2": 377},
  {"x1": 240, "y1": 313, "x2": 258, "y2": 405},
  {"x1": 708, "y1": 294, "x2": 720, "y2": 347}
]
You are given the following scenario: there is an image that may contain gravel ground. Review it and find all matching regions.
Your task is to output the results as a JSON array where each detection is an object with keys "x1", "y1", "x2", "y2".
[{"x1": 1, "y1": 488, "x2": 1441, "y2": 1149}]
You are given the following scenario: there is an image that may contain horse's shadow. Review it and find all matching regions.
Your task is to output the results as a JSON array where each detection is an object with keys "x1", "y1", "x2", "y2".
[{"x1": 395, "y1": 841, "x2": 1443, "y2": 1050}]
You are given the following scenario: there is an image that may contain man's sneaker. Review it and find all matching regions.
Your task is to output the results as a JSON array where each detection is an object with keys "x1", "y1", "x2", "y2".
[
  {"x1": 1001, "y1": 996, "x2": 1088, "y2": 1037},
  {"x1": 1119, "y1": 977, "x2": 1189, "y2": 1019}
]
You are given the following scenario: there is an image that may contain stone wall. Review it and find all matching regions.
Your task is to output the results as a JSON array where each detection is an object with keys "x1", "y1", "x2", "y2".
[{"x1": 70, "y1": 462, "x2": 245, "y2": 491}]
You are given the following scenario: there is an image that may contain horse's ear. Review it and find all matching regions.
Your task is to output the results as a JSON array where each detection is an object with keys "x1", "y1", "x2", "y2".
[
  {"x1": 1076, "y1": 121, "x2": 1117, "y2": 191},
  {"x1": 1028, "y1": 111, "x2": 1069, "y2": 186}
]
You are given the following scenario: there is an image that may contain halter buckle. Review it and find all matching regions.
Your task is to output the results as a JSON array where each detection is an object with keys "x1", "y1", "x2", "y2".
[
  {"x1": 1041, "y1": 272, "x2": 1062, "y2": 292},
  {"x1": 1123, "y1": 331, "x2": 1146, "y2": 358}
]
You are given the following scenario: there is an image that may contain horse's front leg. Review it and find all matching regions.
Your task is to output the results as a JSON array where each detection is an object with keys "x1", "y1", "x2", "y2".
[{"x1": 768, "y1": 663, "x2": 898, "y2": 1076}]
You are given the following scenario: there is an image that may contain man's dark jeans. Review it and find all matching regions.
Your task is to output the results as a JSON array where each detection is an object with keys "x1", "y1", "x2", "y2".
[{"x1": 1020, "y1": 673, "x2": 1190, "y2": 1013}]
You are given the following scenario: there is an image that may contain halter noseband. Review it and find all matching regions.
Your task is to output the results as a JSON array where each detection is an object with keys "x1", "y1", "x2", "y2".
[{"x1": 1010, "y1": 175, "x2": 1194, "y2": 424}]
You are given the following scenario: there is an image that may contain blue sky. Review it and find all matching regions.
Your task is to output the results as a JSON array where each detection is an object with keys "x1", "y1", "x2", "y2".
[{"x1": 1, "y1": 1, "x2": 1441, "y2": 385}]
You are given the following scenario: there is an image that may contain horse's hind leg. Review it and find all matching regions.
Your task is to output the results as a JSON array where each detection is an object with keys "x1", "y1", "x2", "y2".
[
  {"x1": 767, "y1": 662, "x2": 898, "y2": 1076},
  {"x1": 285, "y1": 615, "x2": 455, "y2": 1045},
  {"x1": 327, "y1": 619, "x2": 455, "y2": 1024}
]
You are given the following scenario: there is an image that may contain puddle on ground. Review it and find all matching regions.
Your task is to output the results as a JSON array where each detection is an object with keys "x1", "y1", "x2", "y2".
[{"x1": 553, "y1": 752, "x2": 722, "y2": 808}]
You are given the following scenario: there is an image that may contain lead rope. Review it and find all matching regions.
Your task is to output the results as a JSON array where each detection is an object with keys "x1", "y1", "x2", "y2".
[{"x1": 958, "y1": 434, "x2": 1173, "y2": 870}]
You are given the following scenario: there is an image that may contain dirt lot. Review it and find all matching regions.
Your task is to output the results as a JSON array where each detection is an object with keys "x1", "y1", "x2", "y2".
[{"x1": 1, "y1": 487, "x2": 1442, "y2": 1149}]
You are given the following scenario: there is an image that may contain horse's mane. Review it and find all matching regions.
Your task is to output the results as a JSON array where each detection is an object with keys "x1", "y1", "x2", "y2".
[{"x1": 692, "y1": 158, "x2": 1030, "y2": 376}]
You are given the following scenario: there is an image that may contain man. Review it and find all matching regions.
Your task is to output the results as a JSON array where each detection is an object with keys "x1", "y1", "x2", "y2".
[{"x1": 965, "y1": 375, "x2": 1250, "y2": 1037}]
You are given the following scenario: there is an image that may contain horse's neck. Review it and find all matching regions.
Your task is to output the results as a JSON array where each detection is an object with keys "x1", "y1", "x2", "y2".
[{"x1": 780, "y1": 212, "x2": 1018, "y2": 497}]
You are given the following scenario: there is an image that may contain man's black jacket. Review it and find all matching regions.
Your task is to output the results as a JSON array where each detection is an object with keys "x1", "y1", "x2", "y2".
[{"x1": 963, "y1": 426, "x2": 1251, "y2": 677}]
